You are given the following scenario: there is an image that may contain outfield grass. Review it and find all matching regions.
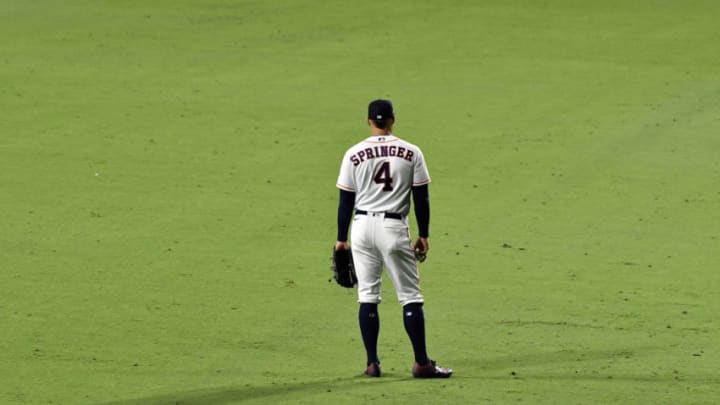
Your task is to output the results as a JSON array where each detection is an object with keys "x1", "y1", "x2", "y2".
[{"x1": 2, "y1": 1, "x2": 719, "y2": 404}]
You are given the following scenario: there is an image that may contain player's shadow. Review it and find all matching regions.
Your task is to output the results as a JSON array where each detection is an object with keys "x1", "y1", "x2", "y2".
[
  {"x1": 99, "y1": 374, "x2": 409, "y2": 405},
  {"x1": 101, "y1": 347, "x2": 718, "y2": 404}
]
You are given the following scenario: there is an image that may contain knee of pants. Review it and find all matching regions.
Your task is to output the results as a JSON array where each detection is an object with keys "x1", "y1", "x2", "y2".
[
  {"x1": 397, "y1": 293, "x2": 424, "y2": 307},
  {"x1": 358, "y1": 291, "x2": 382, "y2": 304}
]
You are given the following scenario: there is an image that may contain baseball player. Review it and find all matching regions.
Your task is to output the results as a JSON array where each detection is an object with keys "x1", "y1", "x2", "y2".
[{"x1": 334, "y1": 99, "x2": 452, "y2": 378}]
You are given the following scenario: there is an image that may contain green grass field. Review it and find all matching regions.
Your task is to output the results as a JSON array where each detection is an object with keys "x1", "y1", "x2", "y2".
[{"x1": 2, "y1": 1, "x2": 719, "y2": 403}]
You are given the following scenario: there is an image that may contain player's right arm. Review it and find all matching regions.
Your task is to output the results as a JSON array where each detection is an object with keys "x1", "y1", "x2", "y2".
[
  {"x1": 336, "y1": 150, "x2": 356, "y2": 250},
  {"x1": 336, "y1": 189, "x2": 355, "y2": 248}
]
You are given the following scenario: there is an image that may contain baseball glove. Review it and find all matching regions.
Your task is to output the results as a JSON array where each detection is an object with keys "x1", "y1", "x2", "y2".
[{"x1": 332, "y1": 247, "x2": 357, "y2": 288}]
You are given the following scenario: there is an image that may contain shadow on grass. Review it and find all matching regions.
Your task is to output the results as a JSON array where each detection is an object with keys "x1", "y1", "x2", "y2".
[
  {"x1": 101, "y1": 347, "x2": 717, "y2": 404},
  {"x1": 100, "y1": 374, "x2": 411, "y2": 405}
]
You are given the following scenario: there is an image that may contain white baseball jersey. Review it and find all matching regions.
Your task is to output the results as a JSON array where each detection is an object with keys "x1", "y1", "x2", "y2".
[{"x1": 336, "y1": 135, "x2": 431, "y2": 215}]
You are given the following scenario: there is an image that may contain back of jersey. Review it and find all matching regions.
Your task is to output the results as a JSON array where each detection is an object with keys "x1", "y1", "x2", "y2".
[{"x1": 336, "y1": 135, "x2": 431, "y2": 215}]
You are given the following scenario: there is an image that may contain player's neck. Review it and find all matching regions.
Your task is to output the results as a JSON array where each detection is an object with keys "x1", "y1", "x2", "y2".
[{"x1": 370, "y1": 128, "x2": 393, "y2": 136}]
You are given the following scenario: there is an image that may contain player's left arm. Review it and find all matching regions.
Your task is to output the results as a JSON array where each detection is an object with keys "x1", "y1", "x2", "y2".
[
  {"x1": 411, "y1": 184, "x2": 430, "y2": 255},
  {"x1": 411, "y1": 147, "x2": 431, "y2": 258}
]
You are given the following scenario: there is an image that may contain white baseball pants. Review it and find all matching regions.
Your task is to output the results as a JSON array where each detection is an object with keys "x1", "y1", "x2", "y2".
[{"x1": 351, "y1": 212, "x2": 424, "y2": 305}]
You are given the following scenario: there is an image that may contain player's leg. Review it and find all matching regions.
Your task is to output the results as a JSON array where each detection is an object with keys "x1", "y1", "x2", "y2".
[
  {"x1": 377, "y1": 218, "x2": 426, "y2": 360},
  {"x1": 402, "y1": 301, "x2": 429, "y2": 365},
  {"x1": 359, "y1": 302, "x2": 380, "y2": 376},
  {"x1": 352, "y1": 215, "x2": 384, "y2": 305},
  {"x1": 386, "y1": 262, "x2": 429, "y2": 367},
  {"x1": 380, "y1": 217, "x2": 452, "y2": 378},
  {"x1": 351, "y1": 215, "x2": 383, "y2": 375},
  {"x1": 378, "y1": 217, "x2": 423, "y2": 304}
]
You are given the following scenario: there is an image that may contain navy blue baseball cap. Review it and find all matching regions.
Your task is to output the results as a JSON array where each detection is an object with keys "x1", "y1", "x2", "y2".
[{"x1": 368, "y1": 99, "x2": 395, "y2": 120}]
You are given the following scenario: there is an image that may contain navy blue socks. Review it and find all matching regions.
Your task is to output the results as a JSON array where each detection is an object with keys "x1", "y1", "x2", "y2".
[
  {"x1": 359, "y1": 303, "x2": 380, "y2": 365},
  {"x1": 403, "y1": 302, "x2": 430, "y2": 365},
  {"x1": 360, "y1": 302, "x2": 430, "y2": 366}
]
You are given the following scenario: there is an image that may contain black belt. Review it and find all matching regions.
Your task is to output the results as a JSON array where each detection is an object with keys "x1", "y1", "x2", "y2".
[{"x1": 355, "y1": 210, "x2": 402, "y2": 220}]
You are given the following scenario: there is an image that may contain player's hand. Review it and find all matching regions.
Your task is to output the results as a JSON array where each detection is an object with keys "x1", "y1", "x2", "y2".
[
  {"x1": 335, "y1": 241, "x2": 350, "y2": 251},
  {"x1": 414, "y1": 237, "x2": 429, "y2": 262}
]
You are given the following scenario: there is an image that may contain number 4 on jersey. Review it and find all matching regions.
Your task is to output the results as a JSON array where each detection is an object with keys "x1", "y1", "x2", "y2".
[{"x1": 374, "y1": 161, "x2": 393, "y2": 191}]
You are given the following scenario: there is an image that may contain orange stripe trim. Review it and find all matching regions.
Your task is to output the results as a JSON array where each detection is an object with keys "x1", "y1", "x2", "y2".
[{"x1": 336, "y1": 183, "x2": 355, "y2": 191}]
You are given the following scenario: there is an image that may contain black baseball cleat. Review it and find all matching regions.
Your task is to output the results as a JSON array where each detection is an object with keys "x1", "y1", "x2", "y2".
[
  {"x1": 364, "y1": 362, "x2": 381, "y2": 377},
  {"x1": 412, "y1": 360, "x2": 452, "y2": 378}
]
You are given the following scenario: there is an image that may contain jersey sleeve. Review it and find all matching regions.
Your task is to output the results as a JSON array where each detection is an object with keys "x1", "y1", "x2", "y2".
[
  {"x1": 412, "y1": 148, "x2": 431, "y2": 186},
  {"x1": 336, "y1": 151, "x2": 355, "y2": 191}
]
